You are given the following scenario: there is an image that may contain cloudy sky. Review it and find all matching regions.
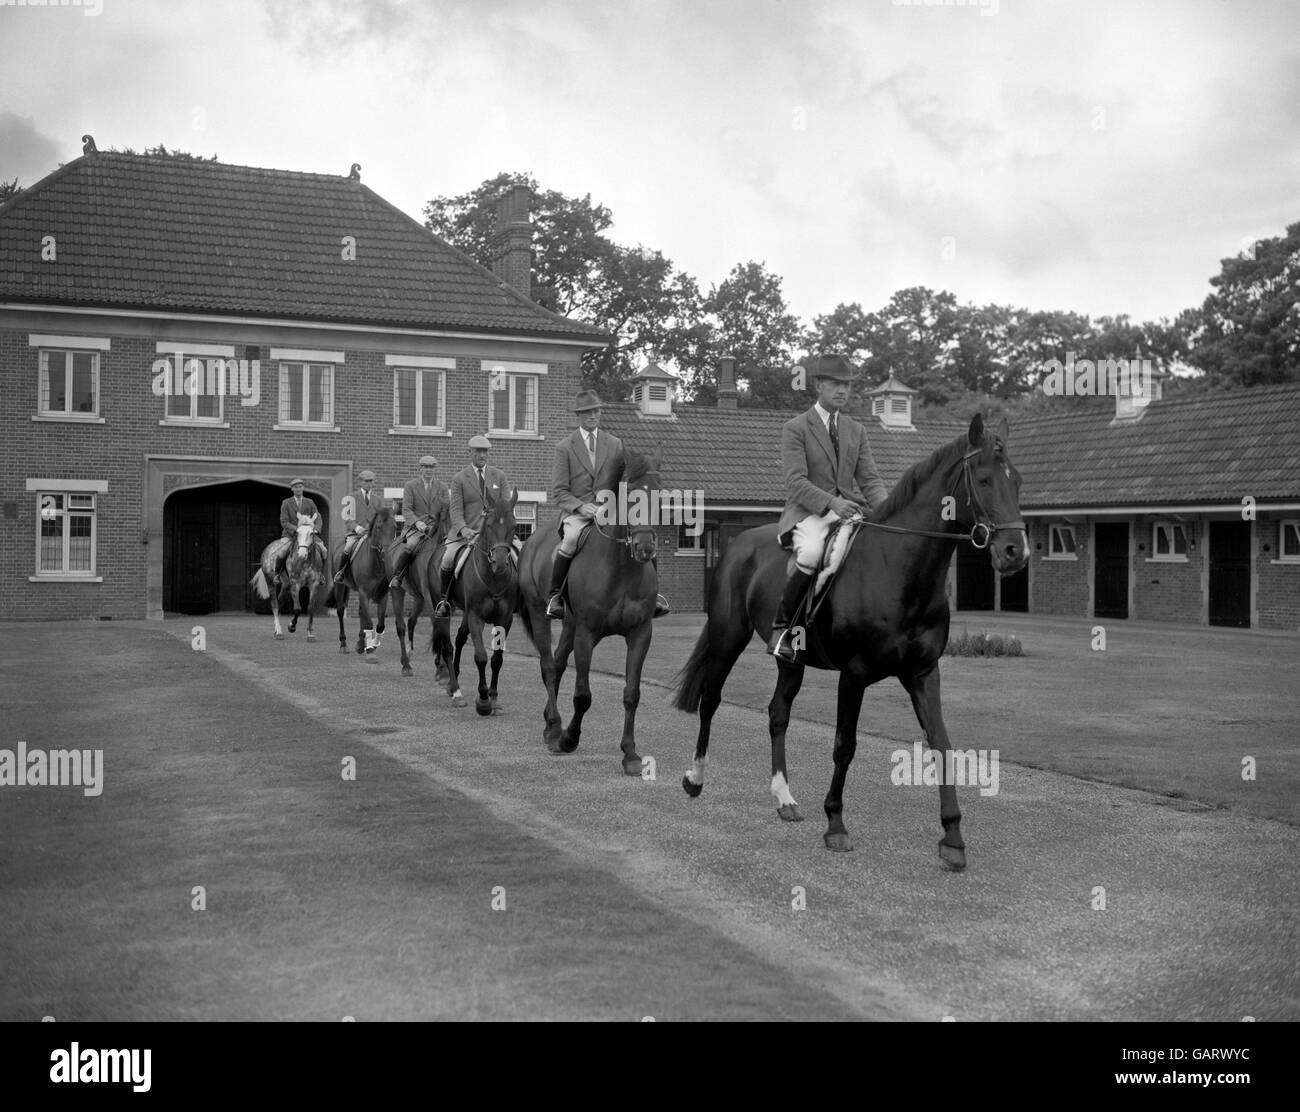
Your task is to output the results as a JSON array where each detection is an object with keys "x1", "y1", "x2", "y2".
[{"x1": 2, "y1": 0, "x2": 1297, "y2": 328}]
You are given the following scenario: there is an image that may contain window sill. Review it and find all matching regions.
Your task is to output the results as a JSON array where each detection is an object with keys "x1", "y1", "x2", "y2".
[
  {"x1": 29, "y1": 575, "x2": 102, "y2": 583},
  {"x1": 673, "y1": 549, "x2": 706, "y2": 557},
  {"x1": 389, "y1": 428, "x2": 453, "y2": 437},
  {"x1": 1144, "y1": 556, "x2": 1189, "y2": 564},
  {"x1": 273, "y1": 424, "x2": 341, "y2": 433},
  {"x1": 1042, "y1": 554, "x2": 1079, "y2": 561},
  {"x1": 33, "y1": 414, "x2": 105, "y2": 424},
  {"x1": 1269, "y1": 559, "x2": 1300, "y2": 566},
  {"x1": 159, "y1": 419, "x2": 230, "y2": 429},
  {"x1": 487, "y1": 430, "x2": 544, "y2": 440}
]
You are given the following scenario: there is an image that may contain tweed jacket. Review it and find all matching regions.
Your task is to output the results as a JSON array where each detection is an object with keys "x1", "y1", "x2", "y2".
[
  {"x1": 777, "y1": 406, "x2": 889, "y2": 538},
  {"x1": 279, "y1": 495, "x2": 322, "y2": 535},
  {"x1": 347, "y1": 487, "x2": 384, "y2": 530},
  {"x1": 551, "y1": 428, "x2": 625, "y2": 517},
  {"x1": 449, "y1": 465, "x2": 509, "y2": 537},
  {"x1": 400, "y1": 476, "x2": 450, "y2": 537}
]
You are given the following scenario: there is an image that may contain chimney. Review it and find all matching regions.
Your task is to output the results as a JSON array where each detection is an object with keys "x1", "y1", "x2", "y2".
[
  {"x1": 490, "y1": 184, "x2": 532, "y2": 299},
  {"x1": 717, "y1": 355, "x2": 738, "y2": 409}
]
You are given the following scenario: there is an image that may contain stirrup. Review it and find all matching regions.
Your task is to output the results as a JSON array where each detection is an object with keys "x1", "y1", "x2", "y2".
[
  {"x1": 767, "y1": 625, "x2": 801, "y2": 662},
  {"x1": 389, "y1": 575, "x2": 403, "y2": 589},
  {"x1": 546, "y1": 593, "x2": 566, "y2": 619},
  {"x1": 653, "y1": 594, "x2": 670, "y2": 618},
  {"x1": 434, "y1": 600, "x2": 452, "y2": 618}
]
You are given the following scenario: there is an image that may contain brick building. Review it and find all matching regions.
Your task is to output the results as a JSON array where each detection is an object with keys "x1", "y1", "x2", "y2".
[
  {"x1": 602, "y1": 363, "x2": 1300, "y2": 631},
  {"x1": 0, "y1": 149, "x2": 606, "y2": 620}
]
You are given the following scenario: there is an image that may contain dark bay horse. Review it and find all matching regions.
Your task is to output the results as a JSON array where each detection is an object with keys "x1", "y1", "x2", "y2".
[
  {"x1": 435, "y1": 488, "x2": 519, "y2": 713},
  {"x1": 331, "y1": 507, "x2": 397, "y2": 660},
  {"x1": 518, "y1": 447, "x2": 662, "y2": 774},
  {"x1": 672, "y1": 415, "x2": 1026, "y2": 869},
  {"x1": 251, "y1": 517, "x2": 329, "y2": 640},
  {"x1": 386, "y1": 526, "x2": 451, "y2": 680}
]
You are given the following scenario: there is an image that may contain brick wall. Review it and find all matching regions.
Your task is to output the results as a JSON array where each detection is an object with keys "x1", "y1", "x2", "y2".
[
  {"x1": 1, "y1": 320, "x2": 586, "y2": 620},
  {"x1": 1027, "y1": 520, "x2": 1089, "y2": 616},
  {"x1": 1257, "y1": 513, "x2": 1300, "y2": 630}
]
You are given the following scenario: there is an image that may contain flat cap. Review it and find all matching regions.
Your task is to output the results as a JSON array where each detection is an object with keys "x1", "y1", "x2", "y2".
[
  {"x1": 418, "y1": 455, "x2": 438, "y2": 467},
  {"x1": 358, "y1": 469, "x2": 376, "y2": 481},
  {"x1": 468, "y1": 434, "x2": 492, "y2": 450},
  {"x1": 289, "y1": 478, "x2": 305, "y2": 487}
]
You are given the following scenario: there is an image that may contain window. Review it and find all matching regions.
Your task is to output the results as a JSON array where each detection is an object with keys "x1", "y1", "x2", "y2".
[
  {"x1": 1151, "y1": 520, "x2": 1188, "y2": 561},
  {"x1": 1279, "y1": 520, "x2": 1300, "y2": 562},
  {"x1": 489, "y1": 371, "x2": 539, "y2": 435},
  {"x1": 35, "y1": 492, "x2": 97, "y2": 575},
  {"x1": 165, "y1": 357, "x2": 224, "y2": 421},
  {"x1": 1047, "y1": 524, "x2": 1077, "y2": 558},
  {"x1": 677, "y1": 524, "x2": 704, "y2": 552},
  {"x1": 279, "y1": 362, "x2": 334, "y2": 426},
  {"x1": 513, "y1": 502, "x2": 537, "y2": 543},
  {"x1": 393, "y1": 367, "x2": 445, "y2": 431},
  {"x1": 39, "y1": 349, "x2": 99, "y2": 416}
]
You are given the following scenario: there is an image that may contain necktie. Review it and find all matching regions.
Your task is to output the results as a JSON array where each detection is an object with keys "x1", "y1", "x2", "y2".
[
  {"x1": 828, "y1": 413, "x2": 840, "y2": 461},
  {"x1": 477, "y1": 468, "x2": 486, "y2": 498},
  {"x1": 587, "y1": 432, "x2": 597, "y2": 464}
]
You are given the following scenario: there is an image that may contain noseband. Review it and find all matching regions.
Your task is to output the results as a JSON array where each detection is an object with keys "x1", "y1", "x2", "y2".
[{"x1": 593, "y1": 470, "x2": 660, "y2": 562}]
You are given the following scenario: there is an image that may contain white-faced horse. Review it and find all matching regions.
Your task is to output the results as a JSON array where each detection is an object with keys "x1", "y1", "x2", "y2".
[{"x1": 251, "y1": 516, "x2": 329, "y2": 640}]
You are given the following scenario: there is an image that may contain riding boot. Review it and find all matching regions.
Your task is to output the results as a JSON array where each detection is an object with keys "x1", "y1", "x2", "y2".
[
  {"x1": 546, "y1": 552, "x2": 574, "y2": 619},
  {"x1": 332, "y1": 546, "x2": 353, "y2": 585},
  {"x1": 767, "y1": 567, "x2": 813, "y2": 660},
  {"x1": 388, "y1": 547, "x2": 412, "y2": 590},
  {"x1": 650, "y1": 555, "x2": 670, "y2": 618},
  {"x1": 434, "y1": 563, "x2": 455, "y2": 618}
]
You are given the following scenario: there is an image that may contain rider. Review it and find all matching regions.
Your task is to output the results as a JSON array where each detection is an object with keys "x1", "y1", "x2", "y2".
[
  {"x1": 279, "y1": 478, "x2": 322, "y2": 540},
  {"x1": 768, "y1": 354, "x2": 889, "y2": 662},
  {"x1": 389, "y1": 455, "x2": 449, "y2": 590},
  {"x1": 434, "y1": 435, "x2": 511, "y2": 618},
  {"x1": 333, "y1": 469, "x2": 382, "y2": 586},
  {"x1": 547, "y1": 390, "x2": 670, "y2": 620}
]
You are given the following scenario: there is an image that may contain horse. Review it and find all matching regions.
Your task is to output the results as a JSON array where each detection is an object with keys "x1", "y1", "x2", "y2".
[
  {"x1": 672, "y1": 414, "x2": 1026, "y2": 870},
  {"x1": 434, "y1": 488, "x2": 519, "y2": 713},
  {"x1": 331, "y1": 506, "x2": 397, "y2": 661},
  {"x1": 386, "y1": 519, "x2": 452, "y2": 680},
  {"x1": 251, "y1": 516, "x2": 329, "y2": 641},
  {"x1": 518, "y1": 446, "x2": 662, "y2": 774}
]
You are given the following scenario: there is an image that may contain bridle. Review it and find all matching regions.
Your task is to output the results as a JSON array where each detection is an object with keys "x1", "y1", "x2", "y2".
[
  {"x1": 593, "y1": 470, "x2": 660, "y2": 562},
  {"x1": 857, "y1": 444, "x2": 1025, "y2": 549},
  {"x1": 467, "y1": 513, "x2": 517, "y2": 597}
]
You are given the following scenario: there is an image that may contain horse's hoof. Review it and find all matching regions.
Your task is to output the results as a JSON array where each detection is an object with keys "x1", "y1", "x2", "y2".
[
  {"x1": 623, "y1": 758, "x2": 642, "y2": 777},
  {"x1": 475, "y1": 699, "x2": 492, "y2": 716},
  {"x1": 681, "y1": 775, "x2": 703, "y2": 798},
  {"x1": 274, "y1": 632, "x2": 284, "y2": 640},
  {"x1": 306, "y1": 633, "x2": 315, "y2": 642},
  {"x1": 401, "y1": 666, "x2": 413, "y2": 676},
  {"x1": 939, "y1": 841, "x2": 967, "y2": 871},
  {"x1": 355, "y1": 644, "x2": 364, "y2": 655},
  {"x1": 452, "y1": 694, "x2": 466, "y2": 708},
  {"x1": 823, "y1": 831, "x2": 855, "y2": 852},
  {"x1": 338, "y1": 644, "x2": 349, "y2": 654},
  {"x1": 558, "y1": 733, "x2": 579, "y2": 754},
  {"x1": 489, "y1": 704, "x2": 504, "y2": 717},
  {"x1": 777, "y1": 803, "x2": 804, "y2": 823}
]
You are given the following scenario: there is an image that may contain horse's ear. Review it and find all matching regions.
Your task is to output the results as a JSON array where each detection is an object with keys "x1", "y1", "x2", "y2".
[{"x1": 968, "y1": 412, "x2": 985, "y2": 447}]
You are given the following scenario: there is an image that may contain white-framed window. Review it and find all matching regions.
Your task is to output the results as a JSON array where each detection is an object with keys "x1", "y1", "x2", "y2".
[
  {"x1": 487, "y1": 360, "x2": 543, "y2": 436},
  {"x1": 35, "y1": 491, "x2": 97, "y2": 576},
  {"x1": 39, "y1": 349, "x2": 100, "y2": 417},
  {"x1": 677, "y1": 524, "x2": 704, "y2": 552},
  {"x1": 1151, "y1": 520, "x2": 1188, "y2": 561},
  {"x1": 164, "y1": 357, "x2": 224, "y2": 422},
  {"x1": 513, "y1": 501, "x2": 536, "y2": 543},
  {"x1": 1278, "y1": 520, "x2": 1300, "y2": 563},
  {"x1": 393, "y1": 367, "x2": 446, "y2": 431},
  {"x1": 1047, "y1": 523, "x2": 1078, "y2": 559},
  {"x1": 278, "y1": 362, "x2": 334, "y2": 426}
]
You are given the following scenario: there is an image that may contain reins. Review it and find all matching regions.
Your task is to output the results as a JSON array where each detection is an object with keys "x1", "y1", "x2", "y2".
[{"x1": 592, "y1": 469, "x2": 660, "y2": 560}]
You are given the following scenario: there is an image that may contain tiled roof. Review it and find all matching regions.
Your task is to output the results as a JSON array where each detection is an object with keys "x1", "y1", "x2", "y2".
[
  {"x1": 0, "y1": 152, "x2": 606, "y2": 340},
  {"x1": 1010, "y1": 384, "x2": 1300, "y2": 506},
  {"x1": 599, "y1": 401, "x2": 964, "y2": 504}
]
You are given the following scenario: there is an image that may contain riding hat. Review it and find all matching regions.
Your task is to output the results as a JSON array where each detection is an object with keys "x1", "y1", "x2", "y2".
[
  {"x1": 418, "y1": 455, "x2": 438, "y2": 467},
  {"x1": 358, "y1": 469, "x2": 376, "y2": 481},
  {"x1": 806, "y1": 354, "x2": 861, "y2": 384},
  {"x1": 573, "y1": 390, "x2": 603, "y2": 413},
  {"x1": 468, "y1": 434, "x2": 492, "y2": 450},
  {"x1": 289, "y1": 478, "x2": 305, "y2": 487}
]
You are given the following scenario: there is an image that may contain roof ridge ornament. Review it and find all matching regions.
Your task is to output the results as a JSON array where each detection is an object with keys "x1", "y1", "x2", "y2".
[
  {"x1": 349, "y1": 163, "x2": 361, "y2": 181},
  {"x1": 82, "y1": 135, "x2": 97, "y2": 154}
]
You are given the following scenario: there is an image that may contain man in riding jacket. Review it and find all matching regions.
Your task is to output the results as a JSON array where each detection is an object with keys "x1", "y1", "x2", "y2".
[
  {"x1": 434, "y1": 435, "x2": 511, "y2": 618},
  {"x1": 333, "y1": 469, "x2": 382, "y2": 586},
  {"x1": 389, "y1": 455, "x2": 449, "y2": 590},
  {"x1": 280, "y1": 479, "x2": 322, "y2": 539},
  {"x1": 547, "y1": 390, "x2": 669, "y2": 620},
  {"x1": 768, "y1": 355, "x2": 889, "y2": 662}
]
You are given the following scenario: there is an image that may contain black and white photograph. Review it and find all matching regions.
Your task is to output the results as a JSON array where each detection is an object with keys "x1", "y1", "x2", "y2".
[{"x1": 1, "y1": 0, "x2": 1296, "y2": 1058}]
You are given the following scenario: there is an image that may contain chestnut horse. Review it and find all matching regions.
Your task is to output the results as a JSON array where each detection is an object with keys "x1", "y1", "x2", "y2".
[{"x1": 673, "y1": 415, "x2": 1026, "y2": 869}]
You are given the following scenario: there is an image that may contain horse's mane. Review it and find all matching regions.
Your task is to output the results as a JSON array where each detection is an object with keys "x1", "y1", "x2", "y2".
[{"x1": 870, "y1": 433, "x2": 970, "y2": 522}]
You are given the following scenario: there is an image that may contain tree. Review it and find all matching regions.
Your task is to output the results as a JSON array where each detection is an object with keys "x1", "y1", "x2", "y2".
[
  {"x1": 0, "y1": 178, "x2": 20, "y2": 205},
  {"x1": 108, "y1": 144, "x2": 218, "y2": 161},
  {"x1": 1182, "y1": 222, "x2": 1300, "y2": 387}
]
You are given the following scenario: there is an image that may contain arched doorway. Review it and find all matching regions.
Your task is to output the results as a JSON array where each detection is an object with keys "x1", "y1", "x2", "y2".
[{"x1": 164, "y1": 480, "x2": 332, "y2": 614}]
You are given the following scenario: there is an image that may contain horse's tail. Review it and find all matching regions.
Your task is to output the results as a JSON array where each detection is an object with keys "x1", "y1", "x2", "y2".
[
  {"x1": 250, "y1": 568, "x2": 271, "y2": 600},
  {"x1": 672, "y1": 621, "x2": 715, "y2": 714}
]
